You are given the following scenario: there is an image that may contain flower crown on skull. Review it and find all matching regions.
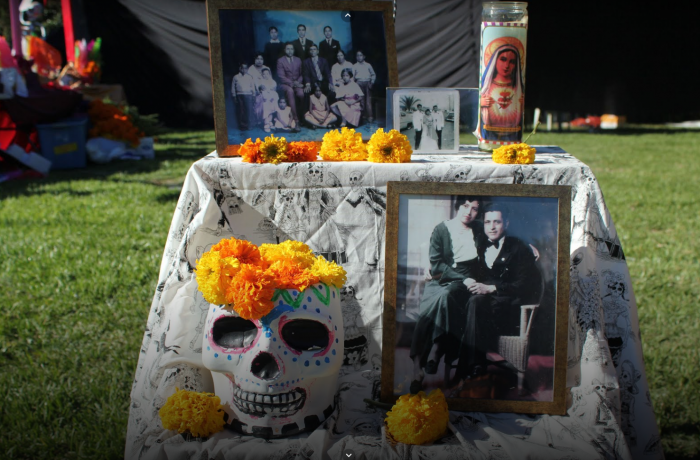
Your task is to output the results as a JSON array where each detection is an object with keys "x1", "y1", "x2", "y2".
[{"x1": 195, "y1": 238, "x2": 347, "y2": 320}]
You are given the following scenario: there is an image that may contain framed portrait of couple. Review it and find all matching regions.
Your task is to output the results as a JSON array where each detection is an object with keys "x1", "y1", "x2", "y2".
[
  {"x1": 206, "y1": 0, "x2": 399, "y2": 156},
  {"x1": 382, "y1": 182, "x2": 571, "y2": 414},
  {"x1": 385, "y1": 87, "x2": 481, "y2": 154}
]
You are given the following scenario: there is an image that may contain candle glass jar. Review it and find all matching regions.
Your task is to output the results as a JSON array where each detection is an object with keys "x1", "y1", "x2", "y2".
[{"x1": 477, "y1": 2, "x2": 528, "y2": 151}]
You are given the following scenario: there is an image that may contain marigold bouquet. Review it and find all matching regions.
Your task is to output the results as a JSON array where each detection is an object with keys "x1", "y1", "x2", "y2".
[
  {"x1": 319, "y1": 127, "x2": 368, "y2": 161},
  {"x1": 385, "y1": 389, "x2": 449, "y2": 445},
  {"x1": 195, "y1": 238, "x2": 346, "y2": 320},
  {"x1": 240, "y1": 134, "x2": 319, "y2": 164},
  {"x1": 492, "y1": 143, "x2": 536, "y2": 164},
  {"x1": 159, "y1": 388, "x2": 226, "y2": 438},
  {"x1": 88, "y1": 99, "x2": 144, "y2": 147}
]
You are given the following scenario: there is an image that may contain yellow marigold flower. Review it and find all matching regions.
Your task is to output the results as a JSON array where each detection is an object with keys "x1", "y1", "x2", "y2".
[
  {"x1": 515, "y1": 144, "x2": 536, "y2": 164},
  {"x1": 211, "y1": 238, "x2": 262, "y2": 266},
  {"x1": 310, "y1": 256, "x2": 347, "y2": 288},
  {"x1": 226, "y1": 264, "x2": 276, "y2": 320},
  {"x1": 259, "y1": 240, "x2": 316, "y2": 269},
  {"x1": 195, "y1": 251, "x2": 226, "y2": 305},
  {"x1": 385, "y1": 389, "x2": 449, "y2": 445},
  {"x1": 286, "y1": 141, "x2": 318, "y2": 162},
  {"x1": 219, "y1": 255, "x2": 241, "y2": 290},
  {"x1": 259, "y1": 134, "x2": 288, "y2": 164},
  {"x1": 492, "y1": 143, "x2": 536, "y2": 164},
  {"x1": 240, "y1": 138, "x2": 263, "y2": 163},
  {"x1": 159, "y1": 388, "x2": 226, "y2": 438},
  {"x1": 319, "y1": 127, "x2": 368, "y2": 161},
  {"x1": 367, "y1": 128, "x2": 412, "y2": 163},
  {"x1": 267, "y1": 259, "x2": 320, "y2": 292}
]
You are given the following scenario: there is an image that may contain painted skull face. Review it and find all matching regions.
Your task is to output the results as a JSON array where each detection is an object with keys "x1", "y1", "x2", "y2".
[
  {"x1": 607, "y1": 281, "x2": 624, "y2": 299},
  {"x1": 348, "y1": 171, "x2": 364, "y2": 188},
  {"x1": 225, "y1": 195, "x2": 242, "y2": 215},
  {"x1": 202, "y1": 284, "x2": 344, "y2": 438},
  {"x1": 306, "y1": 165, "x2": 323, "y2": 186}
]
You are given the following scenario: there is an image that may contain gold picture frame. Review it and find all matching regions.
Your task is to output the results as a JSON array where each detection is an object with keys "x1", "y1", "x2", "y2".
[
  {"x1": 382, "y1": 182, "x2": 571, "y2": 415},
  {"x1": 206, "y1": 0, "x2": 399, "y2": 156}
]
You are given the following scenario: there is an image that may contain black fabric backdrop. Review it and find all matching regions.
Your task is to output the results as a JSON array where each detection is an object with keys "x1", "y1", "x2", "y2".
[{"x1": 83, "y1": 0, "x2": 699, "y2": 128}]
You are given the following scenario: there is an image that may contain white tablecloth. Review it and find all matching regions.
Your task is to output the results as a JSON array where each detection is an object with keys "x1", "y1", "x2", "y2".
[{"x1": 126, "y1": 148, "x2": 663, "y2": 459}]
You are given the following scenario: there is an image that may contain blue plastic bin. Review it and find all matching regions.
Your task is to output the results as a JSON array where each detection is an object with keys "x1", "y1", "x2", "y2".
[{"x1": 36, "y1": 117, "x2": 88, "y2": 170}]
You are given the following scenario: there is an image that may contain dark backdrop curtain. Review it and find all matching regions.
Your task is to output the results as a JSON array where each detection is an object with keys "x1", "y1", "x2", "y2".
[
  {"x1": 83, "y1": 0, "x2": 700, "y2": 127},
  {"x1": 83, "y1": 0, "x2": 480, "y2": 128}
]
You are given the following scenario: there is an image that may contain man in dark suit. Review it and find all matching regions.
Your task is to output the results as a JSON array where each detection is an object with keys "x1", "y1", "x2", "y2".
[
  {"x1": 263, "y1": 26, "x2": 285, "y2": 81},
  {"x1": 277, "y1": 43, "x2": 305, "y2": 121},
  {"x1": 459, "y1": 203, "x2": 541, "y2": 378},
  {"x1": 303, "y1": 44, "x2": 333, "y2": 96},
  {"x1": 291, "y1": 24, "x2": 315, "y2": 60},
  {"x1": 318, "y1": 25, "x2": 341, "y2": 65}
]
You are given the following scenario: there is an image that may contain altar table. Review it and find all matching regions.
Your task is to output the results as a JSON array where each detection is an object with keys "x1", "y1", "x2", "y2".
[{"x1": 126, "y1": 148, "x2": 663, "y2": 459}]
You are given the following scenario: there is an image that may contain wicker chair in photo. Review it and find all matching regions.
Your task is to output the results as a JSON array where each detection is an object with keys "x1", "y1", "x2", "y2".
[{"x1": 491, "y1": 263, "x2": 545, "y2": 395}]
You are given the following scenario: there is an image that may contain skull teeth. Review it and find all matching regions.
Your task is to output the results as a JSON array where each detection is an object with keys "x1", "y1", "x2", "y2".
[{"x1": 232, "y1": 386, "x2": 306, "y2": 417}]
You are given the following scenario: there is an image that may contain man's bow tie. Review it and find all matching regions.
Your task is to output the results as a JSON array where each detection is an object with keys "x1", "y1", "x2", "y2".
[{"x1": 487, "y1": 239, "x2": 500, "y2": 249}]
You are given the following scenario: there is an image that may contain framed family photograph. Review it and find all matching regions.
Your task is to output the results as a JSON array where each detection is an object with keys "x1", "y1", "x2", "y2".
[
  {"x1": 207, "y1": 0, "x2": 399, "y2": 156},
  {"x1": 382, "y1": 182, "x2": 571, "y2": 414}
]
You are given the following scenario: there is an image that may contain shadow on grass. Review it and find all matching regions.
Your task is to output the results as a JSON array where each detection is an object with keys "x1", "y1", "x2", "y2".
[{"x1": 0, "y1": 130, "x2": 216, "y2": 198}]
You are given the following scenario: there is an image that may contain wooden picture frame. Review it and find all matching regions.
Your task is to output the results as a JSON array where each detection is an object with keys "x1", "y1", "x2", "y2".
[
  {"x1": 382, "y1": 182, "x2": 571, "y2": 415},
  {"x1": 206, "y1": 0, "x2": 399, "y2": 156}
]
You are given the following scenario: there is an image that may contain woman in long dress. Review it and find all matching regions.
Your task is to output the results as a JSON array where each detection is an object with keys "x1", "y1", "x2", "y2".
[
  {"x1": 304, "y1": 84, "x2": 338, "y2": 128},
  {"x1": 479, "y1": 44, "x2": 524, "y2": 142},
  {"x1": 253, "y1": 68, "x2": 278, "y2": 128},
  {"x1": 418, "y1": 108, "x2": 439, "y2": 151},
  {"x1": 330, "y1": 69, "x2": 363, "y2": 128}
]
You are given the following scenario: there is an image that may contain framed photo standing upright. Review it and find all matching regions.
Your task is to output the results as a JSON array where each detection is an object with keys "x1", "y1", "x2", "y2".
[
  {"x1": 382, "y1": 182, "x2": 571, "y2": 414},
  {"x1": 207, "y1": 0, "x2": 399, "y2": 156}
]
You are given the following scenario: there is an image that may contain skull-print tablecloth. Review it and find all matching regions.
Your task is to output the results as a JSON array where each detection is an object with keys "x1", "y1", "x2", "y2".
[{"x1": 126, "y1": 149, "x2": 663, "y2": 460}]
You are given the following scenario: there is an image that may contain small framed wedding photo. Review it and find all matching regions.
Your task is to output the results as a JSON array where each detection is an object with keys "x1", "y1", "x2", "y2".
[
  {"x1": 381, "y1": 181, "x2": 571, "y2": 415},
  {"x1": 391, "y1": 88, "x2": 460, "y2": 153},
  {"x1": 207, "y1": 0, "x2": 399, "y2": 156}
]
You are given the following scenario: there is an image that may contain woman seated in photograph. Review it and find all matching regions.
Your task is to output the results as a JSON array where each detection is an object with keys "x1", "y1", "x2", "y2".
[
  {"x1": 305, "y1": 83, "x2": 338, "y2": 129},
  {"x1": 330, "y1": 68, "x2": 363, "y2": 128},
  {"x1": 331, "y1": 50, "x2": 353, "y2": 88}
]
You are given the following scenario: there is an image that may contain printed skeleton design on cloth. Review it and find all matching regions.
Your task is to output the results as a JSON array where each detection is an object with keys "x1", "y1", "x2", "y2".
[
  {"x1": 300, "y1": 163, "x2": 348, "y2": 263},
  {"x1": 340, "y1": 285, "x2": 370, "y2": 370},
  {"x1": 250, "y1": 169, "x2": 300, "y2": 242},
  {"x1": 344, "y1": 170, "x2": 387, "y2": 267},
  {"x1": 619, "y1": 360, "x2": 641, "y2": 446},
  {"x1": 126, "y1": 154, "x2": 663, "y2": 460},
  {"x1": 602, "y1": 270, "x2": 632, "y2": 367}
]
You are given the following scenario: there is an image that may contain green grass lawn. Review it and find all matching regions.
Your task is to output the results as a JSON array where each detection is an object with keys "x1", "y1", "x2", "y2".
[{"x1": 1, "y1": 128, "x2": 698, "y2": 459}]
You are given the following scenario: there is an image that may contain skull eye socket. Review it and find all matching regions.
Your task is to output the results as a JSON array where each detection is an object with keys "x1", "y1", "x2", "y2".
[
  {"x1": 212, "y1": 317, "x2": 257, "y2": 348},
  {"x1": 281, "y1": 320, "x2": 329, "y2": 352}
]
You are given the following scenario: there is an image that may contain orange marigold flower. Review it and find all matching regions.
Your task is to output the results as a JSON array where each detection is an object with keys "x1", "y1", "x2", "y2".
[
  {"x1": 259, "y1": 240, "x2": 315, "y2": 269},
  {"x1": 211, "y1": 238, "x2": 262, "y2": 266},
  {"x1": 240, "y1": 138, "x2": 264, "y2": 163},
  {"x1": 266, "y1": 260, "x2": 320, "y2": 292},
  {"x1": 285, "y1": 141, "x2": 318, "y2": 162},
  {"x1": 226, "y1": 265, "x2": 276, "y2": 320}
]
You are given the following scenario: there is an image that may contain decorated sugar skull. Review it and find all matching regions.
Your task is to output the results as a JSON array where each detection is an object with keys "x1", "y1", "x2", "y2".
[{"x1": 203, "y1": 284, "x2": 343, "y2": 437}]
